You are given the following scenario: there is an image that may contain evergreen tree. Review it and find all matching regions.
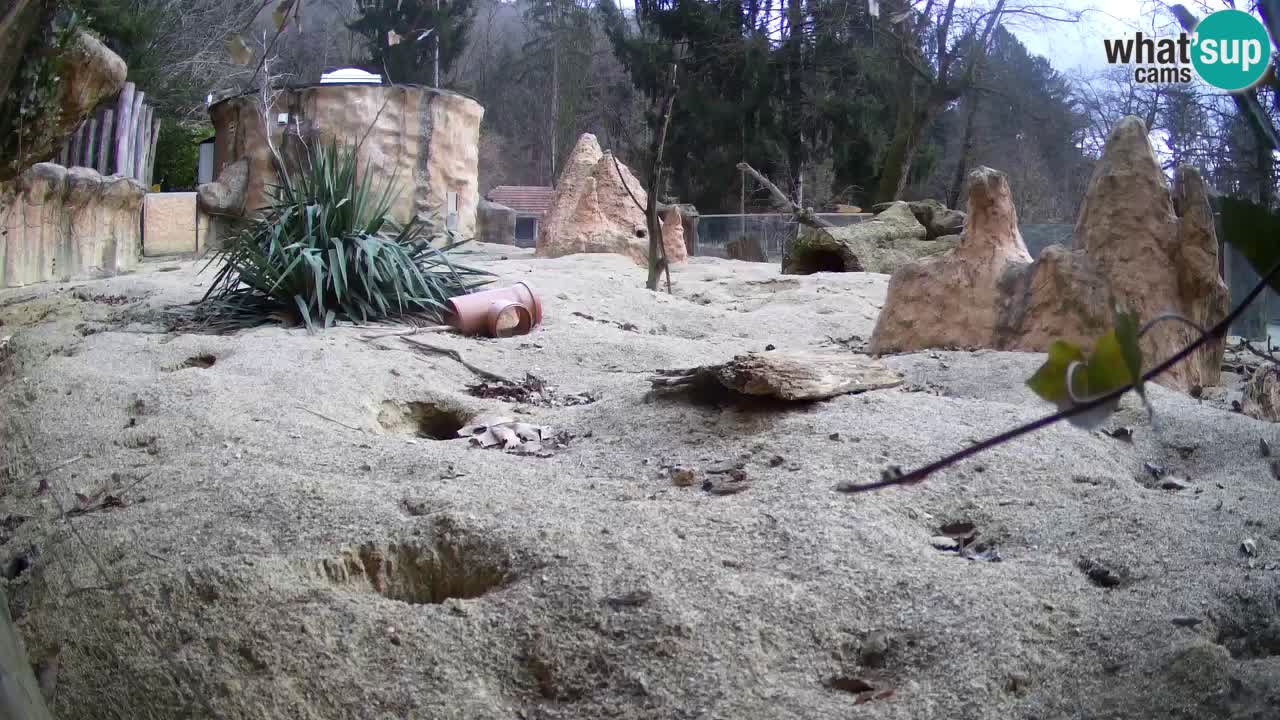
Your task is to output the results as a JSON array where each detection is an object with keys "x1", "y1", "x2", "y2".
[
  {"x1": 523, "y1": 0, "x2": 595, "y2": 182},
  {"x1": 350, "y1": 0, "x2": 476, "y2": 85}
]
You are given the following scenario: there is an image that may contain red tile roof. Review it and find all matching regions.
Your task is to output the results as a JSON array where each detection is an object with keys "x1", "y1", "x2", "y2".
[{"x1": 487, "y1": 186, "x2": 555, "y2": 217}]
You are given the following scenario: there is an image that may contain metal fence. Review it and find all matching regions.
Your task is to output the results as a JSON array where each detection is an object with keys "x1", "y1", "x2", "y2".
[{"x1": 694, "y1": 213, "x2": 869, "y2": 260}]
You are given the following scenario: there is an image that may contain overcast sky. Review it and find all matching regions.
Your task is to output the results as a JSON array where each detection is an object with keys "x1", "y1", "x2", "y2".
[{"x1": 1006, "y1": 0, "x2": 1173, "y2": 75}]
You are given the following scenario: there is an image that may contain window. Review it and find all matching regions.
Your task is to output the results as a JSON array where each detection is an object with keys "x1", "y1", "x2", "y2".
[
  {"x1": 446, "y1": 191, "x2": 459, "y2": 231},
  {"x1": 515, "y1": 217, "x2": 538, "y2": 247}
]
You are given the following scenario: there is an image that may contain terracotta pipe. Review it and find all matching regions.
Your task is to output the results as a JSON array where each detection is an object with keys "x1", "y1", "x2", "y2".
[{"x1": 445, "y1": 282, "x2": 543, "y2": 338}]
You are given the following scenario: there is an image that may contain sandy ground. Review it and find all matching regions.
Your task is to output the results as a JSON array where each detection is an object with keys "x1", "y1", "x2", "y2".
[{"x1": 1, "y1": 243, "x2": 1279, "y2": 720}]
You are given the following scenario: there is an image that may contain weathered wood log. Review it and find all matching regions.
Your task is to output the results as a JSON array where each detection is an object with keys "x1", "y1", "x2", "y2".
[
  {"x1": 651, "y1": 350, "x2": 903, "y2": 401},
  {"x1": 128, "y1": 91, "x2": 145, "y2": 180},
  {"x1": 114, "y1": 82, "x2": 134, "y2": 178},
  {"x1": 68, "y1": 121, "x2": 84, "y2": 168},
  {"x1": 131, "y1": 100, "x2": 149, "y2": 182},
  {"x1": 145, "y1": 113, "x2": 160, "y2": 186},
  {"x1": 83, "y1": 117, "x2": 97, "y2": 168},
  {"x1": 97, "y1": 108, "x2": 113, "y2": 175},
  {"x1": 0, "y1": 586, "x2": 55, "y2": 720},
  {"x1": 736, "y1": 162, "x2": 832, "y2": 229}
]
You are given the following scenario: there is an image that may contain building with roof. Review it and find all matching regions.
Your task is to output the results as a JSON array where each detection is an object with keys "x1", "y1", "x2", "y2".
[{"x1": 486, "y1": 185, "x2": 554, "y2": 247}]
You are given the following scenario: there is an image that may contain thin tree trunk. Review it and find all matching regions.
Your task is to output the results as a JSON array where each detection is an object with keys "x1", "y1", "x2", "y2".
[
  {"x1": 646, "y1": 64, "x2": 678, "y2": 292},
  {"x1": 549, "y1": 37, "x2": 559, "y2": 184},
  {"x1": 947, "y1": 93, "x2": 982, "y2": 209},
  {"x1": 875, "y1": 97, "x2": 939, "y2": 204},
  {"x1": 0, "y1": 1, "x2": 48, "y2": 139},
  {"x1": 784, "y1": 0, "x2": 804, "y2": 202}
]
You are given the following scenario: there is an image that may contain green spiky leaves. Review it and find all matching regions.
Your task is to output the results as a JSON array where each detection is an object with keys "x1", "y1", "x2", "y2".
[{"x1": 194, "y1": 141, "x2": 492, "y2": 333}]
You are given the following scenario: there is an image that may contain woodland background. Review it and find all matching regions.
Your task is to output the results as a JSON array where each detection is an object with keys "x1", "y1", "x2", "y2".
[{"x1": 79, "y1": 0, "x2": 1279, "y2": 219}]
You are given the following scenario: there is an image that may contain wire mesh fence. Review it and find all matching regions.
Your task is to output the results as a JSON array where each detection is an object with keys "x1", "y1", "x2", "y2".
[{"x1": 694, "y1": 213, "x2": 869, "y2": 260}]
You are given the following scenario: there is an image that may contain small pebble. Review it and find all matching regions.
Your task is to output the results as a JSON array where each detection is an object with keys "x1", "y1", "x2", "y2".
[
  {"x1": 1243, "y1": 538, "x2": 1258, "y2": 557},
  {"x1": 1006, "y1": 671, "x2": 1030, "y2": 693},
  {"x1": 1161, "y1": 476, "x2": 1192, "y2": 491},
  {"x1": 1170, "y1": 616, "x2": 1202, "y2": 628}
]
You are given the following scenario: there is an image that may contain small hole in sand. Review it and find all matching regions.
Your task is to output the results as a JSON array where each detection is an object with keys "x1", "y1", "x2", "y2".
[
  {"x1": 376, "y1": 400, "x2": 469, "y2": 440},
  {"x1": 181, "y1": 354, "x2": 216, "y2": 370},
  {"x1": 314, "y1": 535, "x2": 513, "y2": 604}
]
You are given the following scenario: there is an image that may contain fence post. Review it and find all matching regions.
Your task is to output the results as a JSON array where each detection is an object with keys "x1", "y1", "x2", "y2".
[
  {"x1": 114, "y1": 82, "x2": 134, "y2": 178},
  {"x1": 84, "y1": 118, "x2": 97, "y2": 169},
  {"x1": 97, "y1": 109, "x2": 114, "y2": 176},
  {"x1": 68, "y1": 122, "x2": 84, "y2": 169},
  {"x1": 127, "y1": 91, "x2": 145, "y2": 180},
  {"x1": 145, "y1": 115, "x2": 161, "y2": 187}
]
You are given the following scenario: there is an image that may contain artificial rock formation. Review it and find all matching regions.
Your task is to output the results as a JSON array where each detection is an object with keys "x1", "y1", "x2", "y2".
[
  {"x1": 203, "y1": 85, "x2": 483, "y2": 247},
  {"x1": 536, "y1": 134, "x2": 688, "y2": 266},
  {"x1": 0, "y1": 31, "x2": 127, "y2": 183},
  {"x1": 870, "y1": 199, "x2": 966, "y2": 241},
  {"x1": 476, "y1": 199, "x2": 516, "y2": 245},
  {"x1": 869, "y1": 116, "x2": 1229, "y2": 394},
  {"x1": 783, "y1": 201, "x2": 957, "y2": 275},
  {"x1": 1, "y1": 163, "x2": 145, "y2": 287}
]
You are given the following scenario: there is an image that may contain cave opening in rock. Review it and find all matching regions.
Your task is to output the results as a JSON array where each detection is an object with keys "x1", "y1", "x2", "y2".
[{"x1": 791, "y1": 248, "x2": 855, "y2": 274}]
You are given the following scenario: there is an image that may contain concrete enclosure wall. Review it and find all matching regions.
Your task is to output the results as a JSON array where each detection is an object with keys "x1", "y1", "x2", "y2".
[
  {"x1": 206, "y1": 84, "x2": 484, "y2": 241},
  {"x1": 1, "y1": 163, "x2": 145, "y2": 288},
  {"x1": 141, "y1": 192, "x2": 208, "y2": 257}
]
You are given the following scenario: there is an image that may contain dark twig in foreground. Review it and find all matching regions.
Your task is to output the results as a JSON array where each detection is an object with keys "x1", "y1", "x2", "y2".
[{"x1": 839, "y1": 260, "x2": 1280, "y2": 493}]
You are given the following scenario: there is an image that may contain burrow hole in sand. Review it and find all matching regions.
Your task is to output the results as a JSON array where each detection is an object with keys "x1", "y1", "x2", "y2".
[
  {"x1": 317, "y1": 538, "x2": 513, "y2": 604},
  {"x1": 179, "y1": 353, "x2": 216, "y2": 370},
  {"x1": 376, "y1": 400, "x2": 469, "y2": 440}
]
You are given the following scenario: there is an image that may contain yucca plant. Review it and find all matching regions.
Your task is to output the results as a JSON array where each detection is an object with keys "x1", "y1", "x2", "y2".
[{"x1": 192, "y1": 140, "x2": 492, "y2": 332}]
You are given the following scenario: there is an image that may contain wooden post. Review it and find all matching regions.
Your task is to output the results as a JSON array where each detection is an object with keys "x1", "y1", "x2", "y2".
[
  {"x1": 145, "y1": 114, "x2": 161, "y2": 187},
  {"x1": 0, "y1": 587, "x2": 55, "y2": 720},
  {"x1": 68, "y1": 122, "x2": 84, "y2": 168},
  {"x1": 83, "y1": 118, "x2": 97, "y2": 169},
  {"x1": 114, "y1": 83, "x2": 134, "y2": 178},
  {"x1": 57, "y1": 142, "x2": 69, "y2": 167},
  {"x1": 97, "y1": 109, "x2": 114, "y2": 176},
  {"x1": 131, "y1": 100, "x2": 148, "y2": 182},
  {"x1": 128, "y1": 92, "x2": 145, "y2": 180}
]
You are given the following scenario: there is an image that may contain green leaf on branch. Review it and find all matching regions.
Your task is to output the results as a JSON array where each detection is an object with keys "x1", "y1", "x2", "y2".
[
  {"x1": 1113, "y1": 307, "x2": 1144, "y2": 399},
  {"x1": 1026, "y1": 330, "x2": 1136, "y2": 430}
]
